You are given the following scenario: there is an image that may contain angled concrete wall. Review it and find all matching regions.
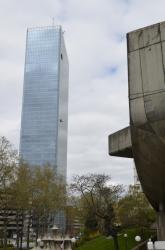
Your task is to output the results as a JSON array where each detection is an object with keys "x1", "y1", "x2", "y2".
[
  {"x1": 109, "y1": 21, "x2": 165, "y2": 240},
  {"x1": 128, "y1": 22, "x2": 165, "y2": 212}
]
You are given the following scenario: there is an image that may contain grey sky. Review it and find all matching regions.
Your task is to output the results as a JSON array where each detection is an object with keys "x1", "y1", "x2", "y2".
[{"x1": 0, "y1": 0, "x2": 164, "y2": 185}]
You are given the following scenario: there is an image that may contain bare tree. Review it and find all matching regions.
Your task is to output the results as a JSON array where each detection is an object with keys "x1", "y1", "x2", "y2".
[{"x1": 70, "y1": 174, "x2": 123, "y2": 250}]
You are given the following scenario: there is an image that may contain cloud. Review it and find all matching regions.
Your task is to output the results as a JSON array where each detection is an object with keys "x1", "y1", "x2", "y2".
[{"x1": 0, "y1": 0, "x2": 165, "y2": 186}]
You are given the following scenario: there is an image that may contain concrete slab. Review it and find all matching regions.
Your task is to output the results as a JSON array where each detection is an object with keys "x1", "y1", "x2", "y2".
[{"x1": 108, "y1": 127, "x2": 133, "y2": 158}]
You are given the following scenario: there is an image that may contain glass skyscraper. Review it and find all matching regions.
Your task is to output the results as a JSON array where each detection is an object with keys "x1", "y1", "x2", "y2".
[{"x1": 20, "y1": 26, "x2": 69, "y2": 181}]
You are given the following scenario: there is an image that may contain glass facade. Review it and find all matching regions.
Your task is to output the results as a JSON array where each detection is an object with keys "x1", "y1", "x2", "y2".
[{"x1": 20, "y1": 26, "x2": 69, "y2": 181}]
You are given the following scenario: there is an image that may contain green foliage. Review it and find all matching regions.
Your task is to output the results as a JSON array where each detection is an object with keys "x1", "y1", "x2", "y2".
[
  {"x1": 0, "y1": 136, "x2": 67, "y2": 248},
  {"x1": 117, "y1": 185, "x2": 156, "y2": 228},
  {"x1": 70, "y1": 174, "x2": 124, "y2": 250},
  {"x1": 0, "y1": 137, "x2": 18, "y2": 249},
  {"x1": 0, "y1": 137, "x2": 18, "y2": 210},
  {"x1": 31, "y1": 165, "x2": 66, "y2": 236},
  {"x1": 84, "y1": 209, "x2": 98, "y2": 231},
  {"x1": 12, "y1": 161, "x2": 32, "y2": 210},
  {"x1": 0, "y1": 248, "x2": 14, "y2": 250},
  {"x1": 75, "y1": 228, "x2": 154, "y2": 250},
  {"x1": 71, "y1": 174, "x2": 123, "y2": 235},
  {"x1": 32, "y1": 165, "x2": 66, "y2": 216}
]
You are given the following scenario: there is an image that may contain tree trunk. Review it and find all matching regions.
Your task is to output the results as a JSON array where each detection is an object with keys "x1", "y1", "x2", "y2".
[
  {"x1": 44, "y1": 213, "x2": 48, "y2": 235},
  {"x1": 27, "y1": 211, "x2": 31, "y2": 249},
  {"x1": 106, "y1": 224, "x2": 120, "y2": 250},
  {"x1": 113, "y1": 235, "x2": 120, "y2": 250},
  {"x1": 16, "y1": 211, "x2": 20, "y2": 250},
  {"x1": 20, "y1": 211, "x2": 24, "y2": 250},
  {"x1": 35, "y1": 216, "x2": 39, "y2": 246},
  {"x1": 3, "y1": 219, "x2": 7, "y2": 250}
]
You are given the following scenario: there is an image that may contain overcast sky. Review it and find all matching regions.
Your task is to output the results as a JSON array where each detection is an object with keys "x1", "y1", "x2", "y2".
[{"x1": 0, "y1": 0, "x2": 165, "y2": 186}]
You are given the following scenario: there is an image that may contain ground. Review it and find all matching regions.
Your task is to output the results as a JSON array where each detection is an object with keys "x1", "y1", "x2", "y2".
[{"x1": 75, "y1": 228, "x2": 154, "y2": 250}]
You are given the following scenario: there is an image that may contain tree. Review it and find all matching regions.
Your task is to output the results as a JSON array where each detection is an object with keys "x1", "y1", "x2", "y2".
[
  {"x1": 70, "y1": 174, "x2": 123, "y2": 250},
  {"x1": 13, "y1": 161, "x2": 32, "y2": 250},
  {"x1": 13, "y1": 163, "x2": 67, "y2": 247},
  {"x1": 0, "y1": 136, "x2": 67, "y2": 249},
  {"x1": 117, "y1": 185, "x2": 156, "y2": 231},
  {"x1": 32, "y1": 165, "x2": 66, "y2": 241},
  {"x1": 0, "y1": 137, "x2": 18, "y2": 249},
  {"x1": 84, "y1": 208, "x2": 98, "y2": 232}
]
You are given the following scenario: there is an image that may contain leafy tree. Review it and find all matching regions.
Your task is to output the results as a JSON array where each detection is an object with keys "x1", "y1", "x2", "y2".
[
  {"x1": 0, "y1": 137, "x2": 17, "y2": 249},
  {"x1": 13, "y1": 161, "x2": 32, "y2": 250},
  {"x1": 13, "y1": 163, "x2": 66, "y2": 247},
  {"x1": 32, "y1": 165, "x2": 66, "y2": 241},
  {"x1": 70, "y1": 174, "x2": 123, "y2": 250},
  {"x1": 84, "y1": 208, "x2": 98, "y2": 232},
  {"x1": 117, "y1": 185, "x2": 156, "y2": 231},
  {"x1": 65, "y1": 196, "x2": 81, "y2": 235},
  {"x1": 0, "y1": 136, "x2": 67, "y2": 249}
]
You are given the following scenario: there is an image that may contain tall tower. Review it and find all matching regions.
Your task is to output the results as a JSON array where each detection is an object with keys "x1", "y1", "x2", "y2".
[{"x1": 20, "y1": 26, "x2": 69, "y2": 181}]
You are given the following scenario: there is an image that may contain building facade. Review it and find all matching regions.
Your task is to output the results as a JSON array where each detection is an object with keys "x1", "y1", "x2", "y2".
[{"x1": 20, "y1": 26, "x2": 69, "y2": 180}]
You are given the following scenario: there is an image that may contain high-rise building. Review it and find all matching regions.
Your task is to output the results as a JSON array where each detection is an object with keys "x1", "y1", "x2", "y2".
[{"x1": 20, "y1": 26, "x2": 69, "y2": 180}]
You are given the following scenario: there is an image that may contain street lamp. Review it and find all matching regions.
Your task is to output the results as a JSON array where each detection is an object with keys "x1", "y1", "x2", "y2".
[
  {"x1": 37, "y1": 238, "x2": 41, "y2": 247},
  {"x1": 135, "y1": 236, "x2": 141, "y2": 242},
  {"x1": 124, "y1": 233, "x2": 128, "y2": 250},
  {"x1": 71, "y1": 237, "x2": 76, "y2": 244},
  {"x1": 71, "y1": 237, "x2": 76, "y2": 248},
  {"x1": 147, "y1": 239, "x2": 154, "y2": 250}
]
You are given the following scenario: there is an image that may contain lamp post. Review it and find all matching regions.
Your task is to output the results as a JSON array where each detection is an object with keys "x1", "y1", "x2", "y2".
[
  {"x1": 124, "y1": 233, "x2": 128, "y2": 250},
  {"x1": 135, "y1": 235, "x2": 141, "y2": 250},
  {"x1": 37, "y1": 238, "x2": 41, "y2": 247},
  {"x1": 71, "y1": 237, "x2": 76, "y2": 244},
  {"x1": 147, "y1": 238, "x2": 154, "y2": 250},
  {"x1": 71, "y1": 237, "x2": 76, "y2": 248},
  {"x1": 135, "y1": 236, "x2": 141, "y2": 242}
]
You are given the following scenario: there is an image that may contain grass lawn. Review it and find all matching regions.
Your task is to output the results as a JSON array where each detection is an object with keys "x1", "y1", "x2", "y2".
[
  {"x1": 0, "y1": 248, "x2": 14, "y2": 250},
  {"x1": 75, "y1": 228, "x2": 154, "y2": 250}
]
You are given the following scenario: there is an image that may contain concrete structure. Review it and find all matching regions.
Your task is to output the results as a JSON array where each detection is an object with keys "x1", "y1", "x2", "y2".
[
  {"x1": 109, "y1": 21, "x2": 165, "y2": 240},
  {"x1": 20, "y1": 26, "x2": 69, "y2": 180},
  {"x1": 147, "y1": 240, "x2": 165, "y2": 250},
  {"x1": 38, "y1": 225, "x2": 72, "y2": 250},
  {"x1": 133, "y1": 164, "x2": 140, "y2": 186}
]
